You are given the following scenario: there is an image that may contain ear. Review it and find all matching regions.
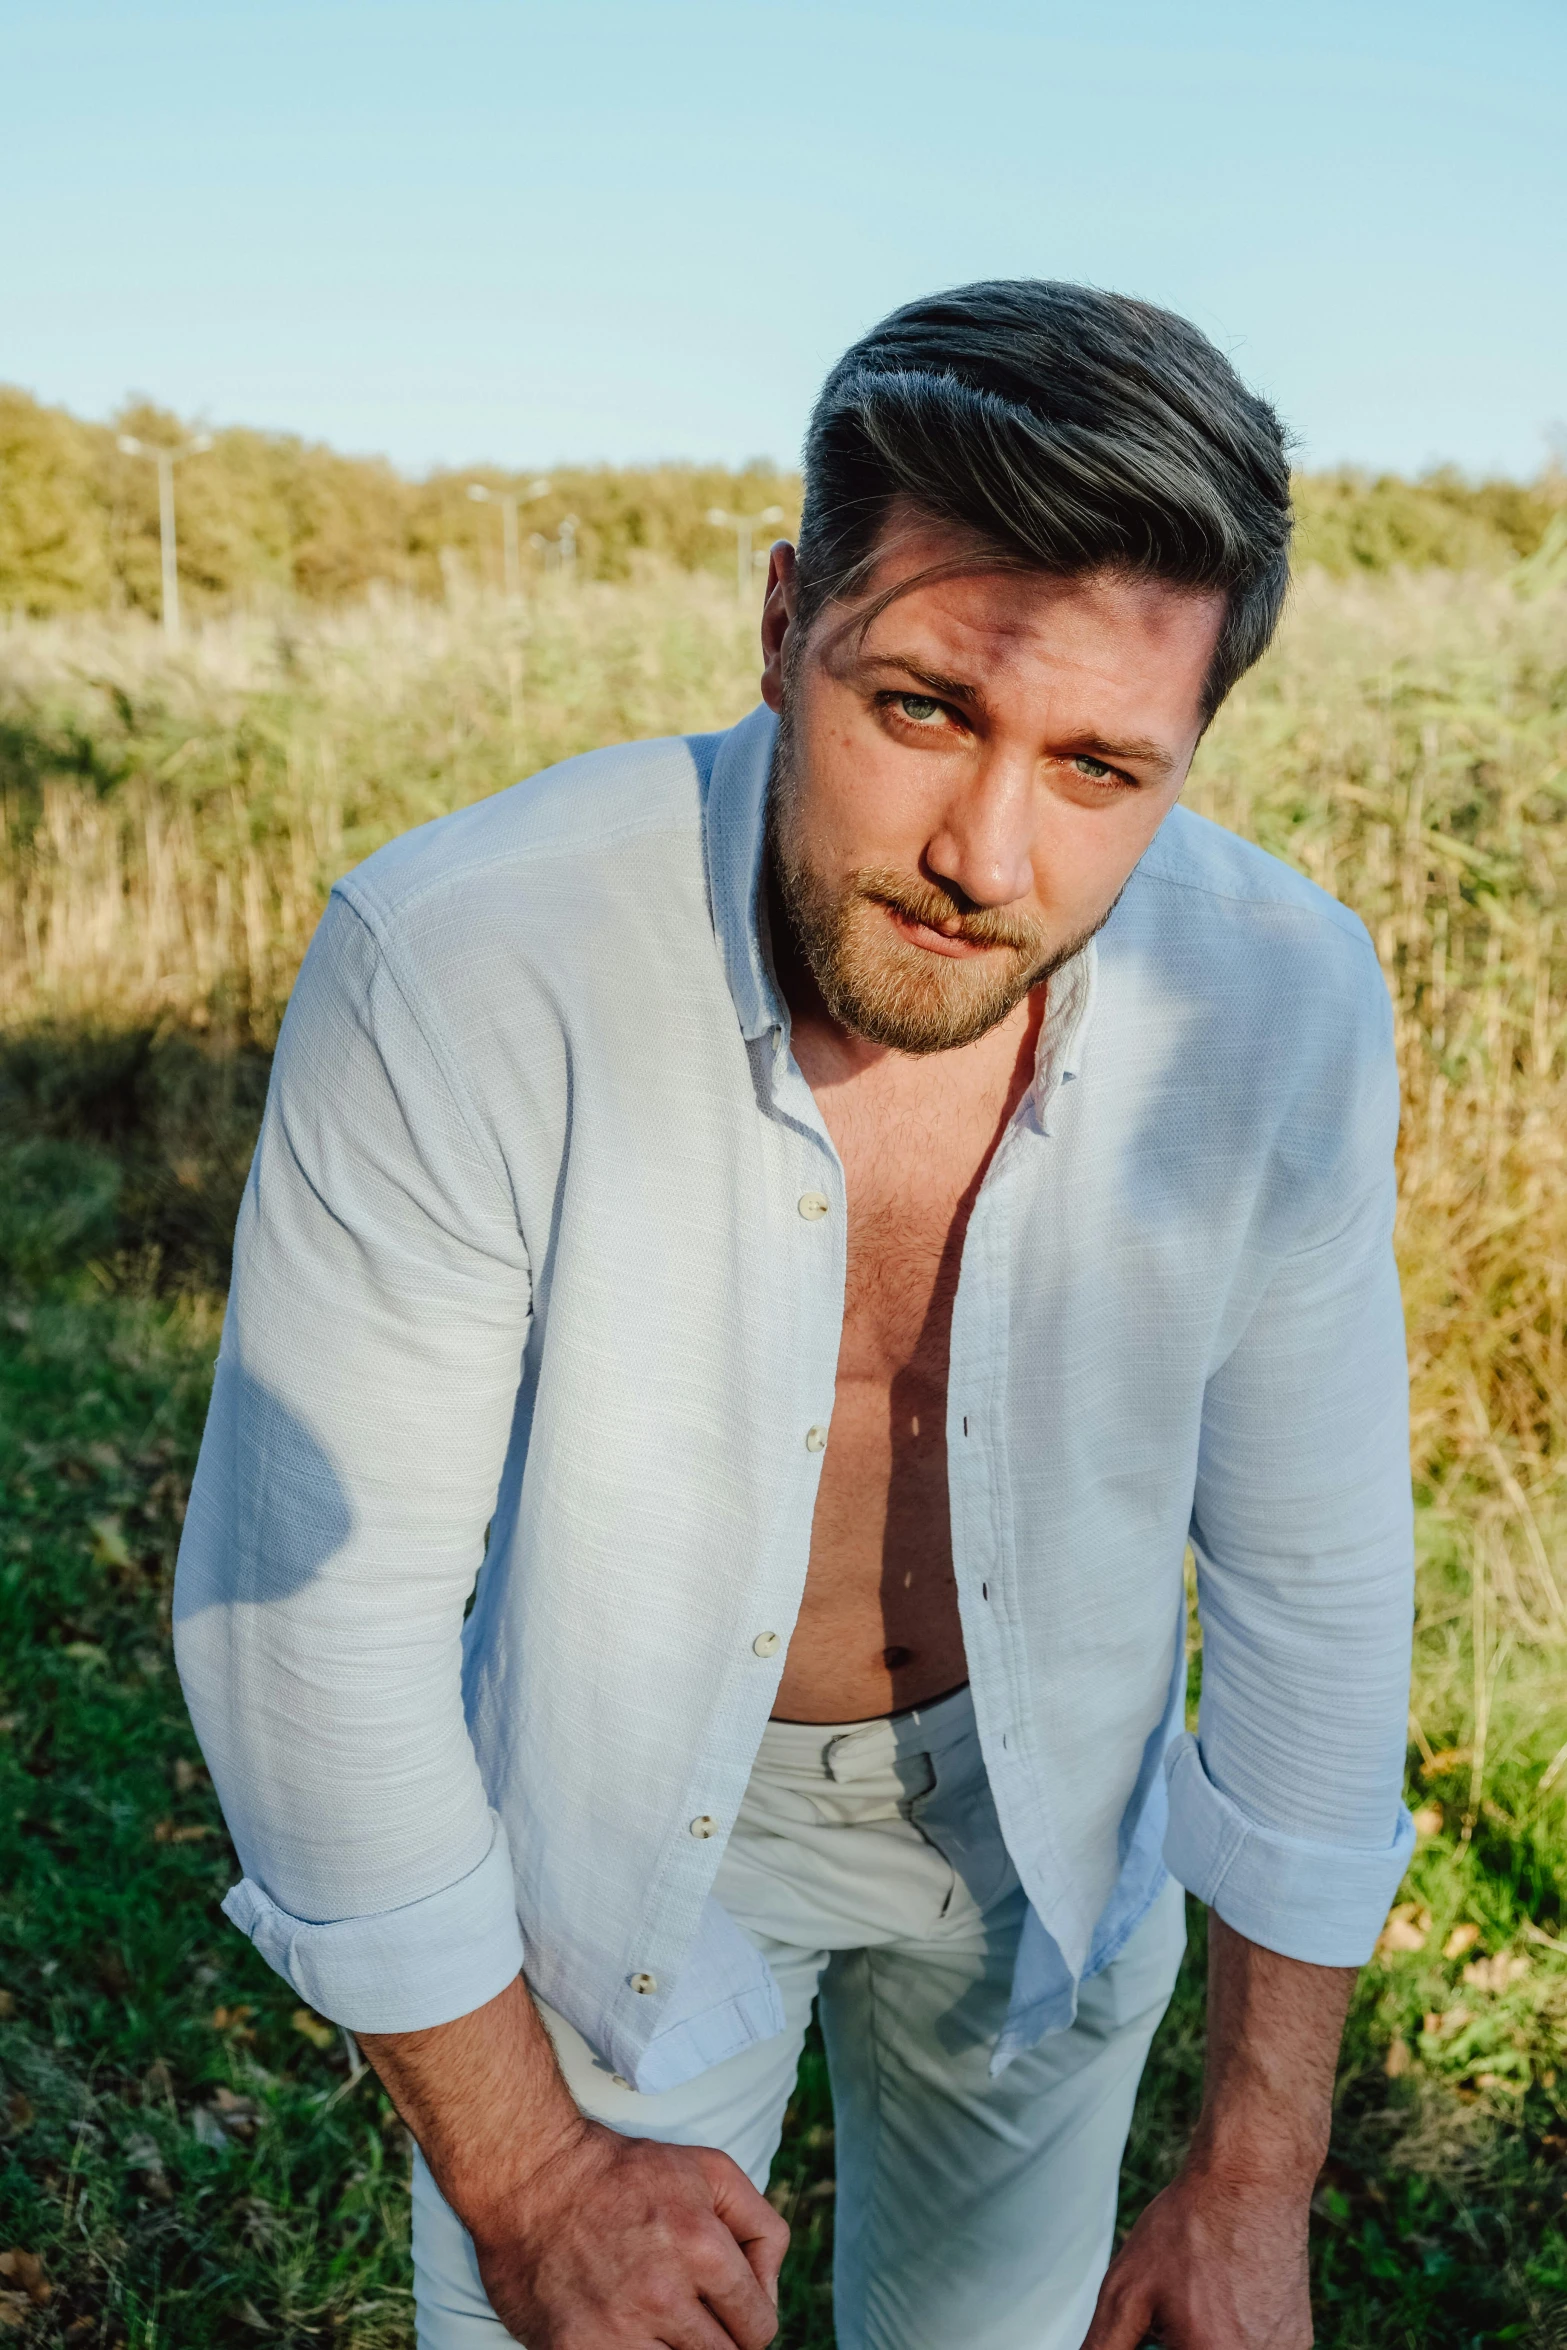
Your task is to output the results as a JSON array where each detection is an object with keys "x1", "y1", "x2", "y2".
[{"x1": 759, "y1": 542, "x2": 799, "y2": 712}]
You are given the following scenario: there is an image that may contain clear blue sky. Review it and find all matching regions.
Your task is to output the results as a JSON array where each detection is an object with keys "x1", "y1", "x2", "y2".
[{"x1": 5, "y1": 0, "x2": 1563, "y2": 479}]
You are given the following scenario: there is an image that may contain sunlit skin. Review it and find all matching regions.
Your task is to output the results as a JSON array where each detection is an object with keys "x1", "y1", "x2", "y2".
[
  {"x1": 355, "y1": 510, "x2": 1354, "y2": 2350},
  {"x1": 761, "y1": 504, "x2": 1224, "y2": 1723}
]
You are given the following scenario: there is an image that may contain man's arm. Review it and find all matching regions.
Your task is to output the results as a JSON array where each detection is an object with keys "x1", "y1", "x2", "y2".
[
  {"x1": 1083, "y1": 1916, "x2": 1353, "y2": 2350},
  {"x1": 1101, "y1": 943, "x2": 1414, "y2": 2345},
  {"x1": 358, "y1": 1978, "x2": 789, "y2": 2350}
]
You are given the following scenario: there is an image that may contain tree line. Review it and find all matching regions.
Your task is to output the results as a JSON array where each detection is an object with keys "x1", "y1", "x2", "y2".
[{"x1": 1, "y1": 384, "x2": 1561, "y2": 619}]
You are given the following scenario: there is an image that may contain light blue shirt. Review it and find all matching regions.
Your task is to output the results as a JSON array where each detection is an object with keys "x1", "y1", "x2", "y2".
[{"x1": 174, "y1": 704, "x2": 1415, "y2": 2092}]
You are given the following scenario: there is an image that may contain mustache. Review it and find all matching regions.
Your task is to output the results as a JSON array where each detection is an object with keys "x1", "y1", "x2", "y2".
[{"x1": 854, "y1": 868, "x2": 1045, "y2": 956}]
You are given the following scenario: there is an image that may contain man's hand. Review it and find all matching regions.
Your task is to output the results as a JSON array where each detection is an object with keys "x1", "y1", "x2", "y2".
[
  {"x1": 358, "y1": 1974, "x2": 788, "y2": 2348},
  {"x1": 1083, "y1": 1910, "x2": 1355, "y2": 2349},
  {"x1": 1082, "y1": 2163, "x2": 1311, "y2": 2349},
  {"x1": 469, "y1": 2113, "x2": 787, "y2": 2350}
]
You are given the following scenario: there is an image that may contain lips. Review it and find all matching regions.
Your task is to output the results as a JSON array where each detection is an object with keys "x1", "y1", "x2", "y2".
[{"x1": 881, "y1": 902, "x2": 1014, "y2": 960}]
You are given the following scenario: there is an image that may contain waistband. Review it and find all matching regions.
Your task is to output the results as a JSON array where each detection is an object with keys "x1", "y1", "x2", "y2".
[{"x1": 755, "y1": 1681, "x2": 977, "y2": 1782}]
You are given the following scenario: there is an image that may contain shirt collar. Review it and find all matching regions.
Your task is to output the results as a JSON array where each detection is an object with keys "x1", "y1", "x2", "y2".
[
  {"x1": 702, "y1": 703, "x2": 783, "y2": 1044},
  {"x1": 700, "y1": 699, "x2": 1101, "y2": 1086}
]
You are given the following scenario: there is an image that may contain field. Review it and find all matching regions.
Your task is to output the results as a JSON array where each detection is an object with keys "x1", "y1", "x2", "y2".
[{"x1": 1, "y1": 559, "x2": 1566, "y2": 2346}]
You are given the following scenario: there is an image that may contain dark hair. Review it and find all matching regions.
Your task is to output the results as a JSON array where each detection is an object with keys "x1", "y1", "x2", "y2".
[{"x1": 796, "y1": 280, "x2": 1293, "y2": 721}]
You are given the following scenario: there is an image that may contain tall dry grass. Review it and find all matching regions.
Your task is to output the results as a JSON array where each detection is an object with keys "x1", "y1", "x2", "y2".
[{"x1": 6, "y1": 567, "x2": 1566, "y2": 1524}]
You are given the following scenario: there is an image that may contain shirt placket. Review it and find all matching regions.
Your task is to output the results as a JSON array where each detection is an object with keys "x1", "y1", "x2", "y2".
[{"x1": 615, "y1": 1013, "x2": 848, "y2": 2062}]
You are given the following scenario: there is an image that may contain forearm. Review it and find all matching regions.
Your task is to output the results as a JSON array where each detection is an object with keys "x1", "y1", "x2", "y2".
[
  {"x1": 358, "y1": 1972, "x2": 583, "y2": 2234},
  {"x1": 359, "y1": 1974, "x2": 789, "y2": 2348},
  {"x1": 1189, "y1": 1915, "x2": 1354, "y2": 2190},
  {"x1": 1083, "y1": 1911, "x2": 1356, "y2": 2348}
]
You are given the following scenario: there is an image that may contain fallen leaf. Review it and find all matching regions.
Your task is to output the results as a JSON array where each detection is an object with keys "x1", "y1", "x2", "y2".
[
  {"x1": 1443, "y1": 1923, "x2": 1482, "y2": 1959},
  {"x1": 1384, "y1": 2037, "x2": 1414, "y2": 2077},
  {"x1": 236, "y1": 2300, "x2": 271, "y2": 2331},
  {"x1": 1376, "y1": 1902, "x2": 1432, "y2": 1957},
  {"x1": 0, "y1": 2295, "x2": 28, "y2": 2331},
  {"x1": 208, "y1": 2005, "x2": 256, "y2": 2033},
  {"x1": 1462, "y1": 1952, "x2": 1531, "y2": 1994},
  {"x1": 1411, "y1": 1804, "x2": 1444, "y2": 1837},
  {"x1": 0, "y1": 2251, "x2": 50, "y2": 2306},
  {"x1": 202, "y1": 2090, "x2": 259, "y2": 2140},
  {"x1": 0, "y1": 1992, "x2": 14, "y2": 2019},
  {"x1": 5, "y1": 2095, "x2": 33, "y2": 2133},
  {"x1": 292, "y1": 2007, "x2": 336, "y2": 2051},
  {"x1": 153, "y1": 1821, "x2": 216, "y2": 1845},
  {"x1": 88, "y1": 1517, "x2": 133, "y2": 1570}
]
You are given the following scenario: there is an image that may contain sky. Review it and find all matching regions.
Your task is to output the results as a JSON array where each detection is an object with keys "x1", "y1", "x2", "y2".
[{"x1": 4, "y1": 0, "x2": 1564, "y2": 481}]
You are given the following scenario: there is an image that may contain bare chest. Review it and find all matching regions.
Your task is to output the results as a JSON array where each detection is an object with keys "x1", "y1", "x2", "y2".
[
  {"x1": 822, "y1": 1062, "x2": 1023, "y2": 1392},
  {"x1": 834, "y1": 1149, "x2": 979, "y2": 1389}
]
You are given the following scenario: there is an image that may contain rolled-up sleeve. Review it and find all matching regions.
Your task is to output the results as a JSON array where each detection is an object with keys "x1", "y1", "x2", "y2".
[
  {"x1": 173, "y1": 889, "x2": 533, "y2": 2032},
  {"x1": 1164, "y1": 958, "x2": 1416, "y2": 1966}
]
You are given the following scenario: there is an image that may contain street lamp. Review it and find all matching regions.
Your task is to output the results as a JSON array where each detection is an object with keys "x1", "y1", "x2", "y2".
[
  {"x1": 117, "y1": 433, "x2": 213, "y2": 640},
  {"x1": 529, "y1": 514, "x2": 580, "y2": 579},
  {"x1": 467, "y1": 477, "x2": 552, "y2": 600},
  {"x1": 707, "y1": 505, "x2": 785, "y2": 609}
]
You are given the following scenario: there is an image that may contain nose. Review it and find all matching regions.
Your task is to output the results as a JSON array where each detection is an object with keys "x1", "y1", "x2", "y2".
[{"x1": 922, "y1": 745, "x2": 1036, "y2": 910}]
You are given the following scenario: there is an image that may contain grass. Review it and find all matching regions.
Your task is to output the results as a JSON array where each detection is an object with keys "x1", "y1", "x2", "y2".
[{"x1": 2, "y1": 565, "x2": 1566, "y2": 2344}]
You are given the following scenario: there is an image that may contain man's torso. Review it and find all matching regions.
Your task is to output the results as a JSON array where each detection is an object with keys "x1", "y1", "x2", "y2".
[{"x1": 777, "y1": 985, "x2": 1044, "y2": 1721}]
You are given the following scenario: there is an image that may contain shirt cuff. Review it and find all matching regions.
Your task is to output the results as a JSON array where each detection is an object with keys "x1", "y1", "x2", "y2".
[
  {"x1": 1162, "y1": 1732, "x2": 1415, "y2": 1966},
  {"x1": 220, "y1": 1814, "x2": 525, "y2": 2032}
]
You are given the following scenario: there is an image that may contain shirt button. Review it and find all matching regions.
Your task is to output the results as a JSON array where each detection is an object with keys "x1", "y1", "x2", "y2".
[
  {"x1": 689, "y1": 1815, "x2": 717, "y2": 1839},
  {"x1": 752, "y1": 1631, "x2": 781, "y2": 1657},
  {"x1": 611, "y1": 2074, "x2": 632, "y2": 2091},
  {"x1": 797, "y1": 1192, "x2": 829, "y2": 1220},
  {"x1": 805, "y1": 1424, "x2": 829, "y2": 1452},
  {"x1": 630, "y1": 1971, "x2": 658, "y2": 1995}
]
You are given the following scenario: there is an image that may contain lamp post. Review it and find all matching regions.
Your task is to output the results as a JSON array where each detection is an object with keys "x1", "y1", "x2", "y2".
[
  {"x1": 529, "y1": 515, "x2": 580, "y2": 579},
  {"x1": 706, "y1": 505, "x2": 785, "y2": 609},
  {"x1": 116, "y1": 433, "x2": 212, "y2": 640},
  {"x1": 467, "y1": 477, "x2": 552, "y2": 600}
]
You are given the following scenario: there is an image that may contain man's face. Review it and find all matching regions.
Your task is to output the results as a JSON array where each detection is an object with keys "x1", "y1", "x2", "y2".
[{"x1": 761, "y1": 505, "x2": 1227, "y2": 1054}]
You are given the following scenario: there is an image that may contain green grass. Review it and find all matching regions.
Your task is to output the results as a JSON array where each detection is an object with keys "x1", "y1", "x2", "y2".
[{"x1": 2, "y1": 1044, "x2": 1564, "y2": 2348}]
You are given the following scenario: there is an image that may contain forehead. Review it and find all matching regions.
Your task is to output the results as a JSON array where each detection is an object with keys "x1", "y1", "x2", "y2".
[{"x1": 815, "y1": 504, "x2": 1225, "y2": 706}]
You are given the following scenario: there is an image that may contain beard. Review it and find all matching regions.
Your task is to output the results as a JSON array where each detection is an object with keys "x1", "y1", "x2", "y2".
[{"x1": 764, "y1": 705, "x2": 1111, "y2": 1056}]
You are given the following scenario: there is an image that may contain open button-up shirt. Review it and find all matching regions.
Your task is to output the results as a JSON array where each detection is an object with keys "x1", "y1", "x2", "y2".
[{"x1": 174, "y1": 704, "x2": 1416, "y2": 2092}]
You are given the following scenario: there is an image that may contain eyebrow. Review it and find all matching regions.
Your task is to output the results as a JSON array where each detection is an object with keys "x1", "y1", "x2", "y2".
[
  {"x1": 863, "y1": 654, "x2": 1178, "y2": 775},
  {"x1": 1063, "y1": 730, "x2": 1177, "y2": 776},
  {"x1": 862, "y1": 653, "x2": 979, "y2": 704}
]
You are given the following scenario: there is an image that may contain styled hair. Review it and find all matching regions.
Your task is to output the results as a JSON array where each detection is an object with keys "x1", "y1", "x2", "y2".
[{"x1": 796, "y1": 280, "x2": 1293, "y2": 720}]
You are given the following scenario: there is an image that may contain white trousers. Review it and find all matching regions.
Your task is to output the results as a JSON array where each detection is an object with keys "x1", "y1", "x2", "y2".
[{"x1": 413, "y1": 1684, "x2": 1186, "y2": 2350}]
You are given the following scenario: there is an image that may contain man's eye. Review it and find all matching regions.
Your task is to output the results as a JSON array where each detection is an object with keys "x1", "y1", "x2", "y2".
[
  {"x1": 897, "y1": 694, "x2": 945, "y2": 725},
  {"x1": 1073, "y1": 754, "x2": 1113, "y2": 780}
]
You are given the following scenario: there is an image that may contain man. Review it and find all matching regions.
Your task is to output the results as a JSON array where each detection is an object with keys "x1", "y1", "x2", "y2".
[{"x1": 174, "y1": 281, "x2": 1416, "y2": 2350}]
